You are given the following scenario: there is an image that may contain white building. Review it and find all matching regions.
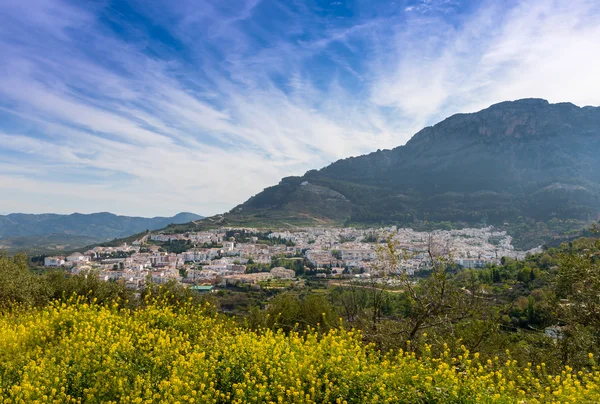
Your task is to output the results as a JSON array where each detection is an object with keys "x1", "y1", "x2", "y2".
[
  {"x1": 270, "y1": 267, "x2": 295, "y2": 279},
  {"x1": 341, "y1": 249, "x2": 376, "y2": 262},
  {"x1": 455, "y1": 258, "x2": 489, "y2": 268},
  {"x1": 44, "y1": 256, "x2": 65, "y2": 267},
  {"x1": 305, "y1": 250, "x2": 334, "y2": 267},
  {"x1": 66, "y1": 253, "x2": 90, "y2": 264}
]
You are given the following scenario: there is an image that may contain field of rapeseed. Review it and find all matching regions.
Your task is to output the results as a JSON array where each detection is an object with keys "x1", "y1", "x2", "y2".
[{"x1": 0, "y1": 298, "x2": 599, "y2": 404}]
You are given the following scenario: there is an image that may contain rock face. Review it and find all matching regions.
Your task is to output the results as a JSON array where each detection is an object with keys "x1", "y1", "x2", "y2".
[{"x1": 235, "y1": 99, "x2": 600, "y2": 225}]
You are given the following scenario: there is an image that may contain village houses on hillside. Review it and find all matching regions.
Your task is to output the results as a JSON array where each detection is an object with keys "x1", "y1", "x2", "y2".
[{"x1": 43, "y1": 226, "x2": 538, "y2": 290}]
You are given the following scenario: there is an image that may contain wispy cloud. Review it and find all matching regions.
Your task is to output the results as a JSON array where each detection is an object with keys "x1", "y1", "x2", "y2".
[{"x1": 0, "y1": 0, "x2": 599, "y2": 216}]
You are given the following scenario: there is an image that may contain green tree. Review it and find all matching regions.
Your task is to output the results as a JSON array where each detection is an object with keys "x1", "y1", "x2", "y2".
[
  {"x1": 261, "y1": 293, "x2": 337, "y2": 333},
  {"x1": 0, "y1": 253, "x2": 50, "y2": 307}
]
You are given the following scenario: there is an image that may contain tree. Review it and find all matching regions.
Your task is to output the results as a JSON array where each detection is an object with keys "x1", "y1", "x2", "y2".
[
  {"x1": 556, "y1": 235, "x2": 600, "y2": 330},
  {"x1": 260, "y1": 293, "x2": 337, "y2": 333},
  {"x1": 332, "y1": 283, "x2": 369, "y2": 323},
  {"x1": 179, "y1": 267, "x2": 188, "y2": 278},
  {"x1": 358, "y1": 233, "x2": 505, "y2": 354},
  {"x1": 0, "y1": 253, "x2": 50, "y2": 307}
]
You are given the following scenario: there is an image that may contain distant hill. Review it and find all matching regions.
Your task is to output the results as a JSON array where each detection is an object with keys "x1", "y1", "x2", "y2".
[
  {"x1": 0, "y1": 212, "x2": 203, "y2": 252},
  {"x1": 161, "y1": 99, "x2": 600, "y2": 240}
]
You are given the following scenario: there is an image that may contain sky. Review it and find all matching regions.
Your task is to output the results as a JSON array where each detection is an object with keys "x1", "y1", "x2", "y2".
[{"x1": 1, "y1": 0, "x2": 600, "y2": 217}]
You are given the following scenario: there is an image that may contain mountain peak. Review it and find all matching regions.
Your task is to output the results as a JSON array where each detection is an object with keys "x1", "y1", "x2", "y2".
[
  {"x1": 488, "y1": 98, "x2": 550, "y2": 109},
  {"x1": 225, "y1": 99, "x2": 600, "y2": 228},
  {"x1": 406, "y1": 98, "x2": 600, "y2": 148}
]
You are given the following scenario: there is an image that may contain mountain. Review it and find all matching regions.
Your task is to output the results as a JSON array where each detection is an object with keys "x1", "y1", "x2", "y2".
[
  {"x1": 179, "y1": 99, "x2": 600, "y2": 233},
  {"x1": 0, "y1": 212, "x2": 203, "y2": 252}
]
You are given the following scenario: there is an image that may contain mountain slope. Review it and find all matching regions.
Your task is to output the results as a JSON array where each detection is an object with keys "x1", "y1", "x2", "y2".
[
  {"x1": 0, "y1": 212, "x2": 203, "y2": 251},
  {"x1": 225, "y1": 99, "x2": 600, "y2": 227}
]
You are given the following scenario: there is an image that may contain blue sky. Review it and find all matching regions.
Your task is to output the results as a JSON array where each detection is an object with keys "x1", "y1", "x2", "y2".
[{"x1": 1, "y1": 0, "x2": 599, "y2": 217}]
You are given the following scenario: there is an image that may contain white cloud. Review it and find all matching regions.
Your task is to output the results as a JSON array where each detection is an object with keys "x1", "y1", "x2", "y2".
[
  {"x1": 0, "y1": 0, "x2": 599, "y2": 216},
  {"x1": 371, "y1": 0, "x2": 600, "y2": 124}
]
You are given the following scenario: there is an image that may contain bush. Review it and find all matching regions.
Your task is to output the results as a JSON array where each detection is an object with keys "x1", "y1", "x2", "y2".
[{"x1": 0, "y1": 254, "x2": 50, "y2": 308}]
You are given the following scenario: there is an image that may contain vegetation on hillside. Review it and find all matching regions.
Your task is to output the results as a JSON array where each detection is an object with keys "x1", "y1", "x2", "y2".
[
  {"x1": 0, "y1": 212, "x2": 203, "y2": 253},
  {"x1": 2, "y1": 227, "x2": 600, "y2": 402}
]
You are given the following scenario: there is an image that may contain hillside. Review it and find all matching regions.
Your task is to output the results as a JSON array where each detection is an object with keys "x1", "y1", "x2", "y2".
[
  {"x1": 181, "y1": 99, "x2": 590, "y2": 230},
  {"x1": 0, "y1": 212, "x2": 203, "y2": 252},
  {"x1": 147, "y1": 98, "x2": 600, "y2": 249}
]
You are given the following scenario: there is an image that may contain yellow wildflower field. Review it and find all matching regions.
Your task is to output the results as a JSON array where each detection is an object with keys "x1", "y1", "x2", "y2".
[{"x1": 0, "y1": 299, "x2": 598, "y2": 403}]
